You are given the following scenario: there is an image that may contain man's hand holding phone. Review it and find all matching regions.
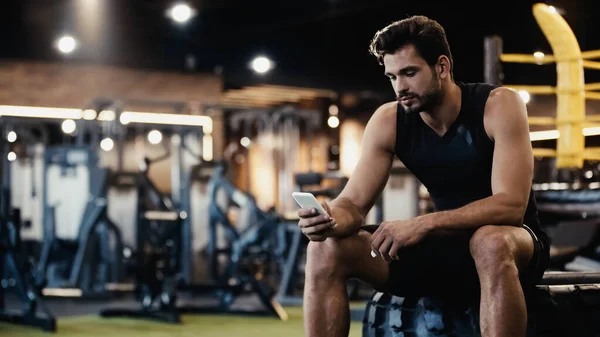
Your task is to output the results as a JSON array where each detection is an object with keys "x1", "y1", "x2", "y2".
[{"x1": 293, "y1": 192, "x2": 337, "y2": 242}]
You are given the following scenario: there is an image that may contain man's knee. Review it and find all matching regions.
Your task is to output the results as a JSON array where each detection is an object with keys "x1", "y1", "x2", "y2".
[
  {"x1": 306, "y1": 236, "x2": 354, "y2": 279},
  {"x1": 469, "y1": 225, "x2": 517, "y2": 273}
]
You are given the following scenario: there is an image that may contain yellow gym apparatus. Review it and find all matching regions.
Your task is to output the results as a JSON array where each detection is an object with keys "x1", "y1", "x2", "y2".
[{"x1": 490, "y1": 3, "x2": 600, "y2": 168}]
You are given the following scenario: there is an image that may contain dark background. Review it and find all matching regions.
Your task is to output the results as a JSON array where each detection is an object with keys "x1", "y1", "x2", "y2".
[{"x1": 1, "y1": 0, "x2": 599, "y2": 98}]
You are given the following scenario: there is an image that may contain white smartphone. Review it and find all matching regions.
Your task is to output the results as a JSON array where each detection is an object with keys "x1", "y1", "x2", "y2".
[
  {"x1": 292, "y1": 192, "x2": 375, "y2": 256},
  {"x1": 292, "y1": 192, "x2": 329, "y2": 215}
]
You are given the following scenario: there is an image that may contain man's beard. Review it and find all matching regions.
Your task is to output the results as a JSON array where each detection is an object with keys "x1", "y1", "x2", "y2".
[{"x1": 398, "y1": 77, "x2": 443, "y2": 114}]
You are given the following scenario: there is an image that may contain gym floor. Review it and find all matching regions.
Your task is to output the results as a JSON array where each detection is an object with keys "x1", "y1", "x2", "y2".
[{"x1": 2, "y1": 294, "x2": 364, "y2": 336}]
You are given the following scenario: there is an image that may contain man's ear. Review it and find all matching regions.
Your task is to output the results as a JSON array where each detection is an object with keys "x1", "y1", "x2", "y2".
[{"x1": 437, "y1": 55, "x2": 451, "y2": 79}]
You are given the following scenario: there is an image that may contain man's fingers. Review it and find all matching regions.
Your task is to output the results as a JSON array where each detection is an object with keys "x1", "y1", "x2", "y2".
[
  {"x1": 299, "y1": 214, "x2": 334, "y2": 228},
  {"x1": 372, "y1": 223, "x2": 385, "y2": 236},
  {"x1": 389, "y1": 241, "x2": 401, "y2": 261},
  {"x1": 304, "y1": 221, "x2": 335, "y2": 235},
  {"x1": 370, "y1": 231, "x2": 386, "y2": 256},
  {"x1": 378, "y1": 238, "x2": 393, "y2": 262},
  {"x1": 298, "y1": 208, "x2": 318, "y2": 218},
  {"x1": 301, "y1": 216, "x2": 327, "y2": 228},
  {"x1": 370, "y1": 223, "x2": 384, "y2": 244}
]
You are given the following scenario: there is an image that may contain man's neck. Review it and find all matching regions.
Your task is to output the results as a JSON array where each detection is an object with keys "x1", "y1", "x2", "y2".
[{"x1": 420, "y1": 82, "x2": 462, "y2": 134}]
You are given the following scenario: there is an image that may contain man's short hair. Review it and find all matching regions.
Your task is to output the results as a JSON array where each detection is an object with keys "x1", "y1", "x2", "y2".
[{"x1": 369, "y1": 15, "x2": 454, "y2": 78}]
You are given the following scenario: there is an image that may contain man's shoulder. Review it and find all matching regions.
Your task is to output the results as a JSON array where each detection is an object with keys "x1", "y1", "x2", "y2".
[
  {"x1": 487, "y1": 86, "x2": 521, "y2": 100},
  {"x1": 364, "y1": 101, "x2": 399, "y2": 153},
  {"x1": 484, "y1": 86, "x2": 524, "y2": 115},
  {"x1": 458, "y1": 81, "x2": 500, "y2": 97},
  {"x1": 367, "y1": 101, "x2": 398, "y2": 125},
  {"x1": 457, "y1": 81, "x2": 513, "y2": 117},
  {"x1": 482, "y1": 87, "x2": 528, "y2": 140},
  {"x1": 376, "y1": 101, "x2": 399, "y2": 114}
]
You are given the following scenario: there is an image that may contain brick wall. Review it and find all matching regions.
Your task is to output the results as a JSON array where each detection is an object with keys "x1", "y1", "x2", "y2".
[
  {"x1": 0, "y1": 61, "x2": 222, "y2": 108},
  {"x1": 0, "y1": 60, "x2": 225, "y2": 192}
]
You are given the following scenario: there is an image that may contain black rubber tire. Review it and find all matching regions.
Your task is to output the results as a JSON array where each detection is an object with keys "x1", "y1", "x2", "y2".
[
  {"x1": 362, "y1": 292, "x2": 480, "y2": 337},
  {"x1": 363, "y1": 285, "x2": 600, "y2": 337},
  {"x1": 525, "y1": 284, "x2": 600, "y2": 337}
]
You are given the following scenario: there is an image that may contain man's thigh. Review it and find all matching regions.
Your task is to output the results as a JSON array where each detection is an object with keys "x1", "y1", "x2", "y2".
[
  {"x1": 389, "y1": 234, "x2": 479, "y2": 298},
  {"x1": 360, "y1": 226, "x2": 480, "y2": 299},
  {"x1": 366, "y1": 224, "x2": 547, "y2": 299}
]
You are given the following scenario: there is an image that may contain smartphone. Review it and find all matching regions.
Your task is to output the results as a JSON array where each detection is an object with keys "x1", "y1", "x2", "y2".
[
  {"x1": 292, "y1": 192, "x2": 370, "y2": 255},
  {"x1": 292, "y1": 192, "x2": 329, "y2": 215}
]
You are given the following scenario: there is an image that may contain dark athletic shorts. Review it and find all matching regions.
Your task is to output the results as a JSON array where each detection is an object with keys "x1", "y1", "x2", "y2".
[{"x1": 363, "y1": 224, "x2": 549, "y2": 300}]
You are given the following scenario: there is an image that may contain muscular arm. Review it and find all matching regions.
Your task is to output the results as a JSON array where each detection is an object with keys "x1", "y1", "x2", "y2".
[
  {"x1": 421, "y1": 88, "x2": 533, "y2": 233},
  {"x1": 327, "y1": 102, "x2": 397, "y2": 237}
]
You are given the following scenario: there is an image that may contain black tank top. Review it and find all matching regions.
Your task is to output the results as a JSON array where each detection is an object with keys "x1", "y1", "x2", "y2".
[{"x1": 394, "y1": 81, "x2": 547, "y2": 243}]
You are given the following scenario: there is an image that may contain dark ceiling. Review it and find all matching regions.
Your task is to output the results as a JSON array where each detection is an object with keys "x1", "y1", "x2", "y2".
[{"x1": 1, "y1": 0, "x2": 599, "y2": 99}]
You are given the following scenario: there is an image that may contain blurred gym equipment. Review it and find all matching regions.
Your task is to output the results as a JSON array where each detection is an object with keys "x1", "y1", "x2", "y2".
[
  {"x1": 100, "y1": 132, "x2": 203, "y2": 323},
  {"x1": 533, "y1": 187, "x2": 600, "y2": 271},
  {"x1": 0, "y1": 134, "x2": 56, "y2": 332},
  {"x1": 485, "y1": 4, "x2": 600, "y2": 169},
  {"x1": 37, "y1": 145, "x2": 125, "y2": 298},
  {"x1": 179, "y1": 162, "x2": 287, "y2": 319},
  {"x1": 228, "y1": 105, "x2": 321, "y2": 213},
  {"x1": 100, "y1": 155, "x2": 287, "y2": 322}
]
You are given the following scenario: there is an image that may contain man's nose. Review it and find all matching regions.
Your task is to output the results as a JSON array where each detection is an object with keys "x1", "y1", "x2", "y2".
[{"x1": 394, "y1": 78, "x2": 409, "y2": 95}]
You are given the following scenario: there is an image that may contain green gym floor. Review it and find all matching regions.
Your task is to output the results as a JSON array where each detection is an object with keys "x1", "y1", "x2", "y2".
[{"x1": 1, "y1": 297, "x2": 365, "y2": 337}]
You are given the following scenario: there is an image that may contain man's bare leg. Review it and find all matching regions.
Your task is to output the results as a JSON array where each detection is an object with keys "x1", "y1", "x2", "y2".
[
  {"x1": 303, "y1": 230, "x2": 390, "y2": 337},
  {"x1": 469, "y1": 225, "x2": 535, "y2": 337}
]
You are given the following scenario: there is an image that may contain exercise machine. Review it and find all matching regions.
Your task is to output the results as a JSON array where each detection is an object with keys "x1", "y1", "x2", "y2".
[
  {"x1": 100, "y1": 151, "x2": 184, "y2": 322},
  {"x1": 179, "y1": 161, "x2": 286, "y2": 320},
  {"x1": 37, "y1": 145, "x2": 124, "y2": 298},
  {"x1": 101, "y1": 153, "x2": 287, "y2": 322},
  {"x1": 534, "y1": 187, "x2": 600, "y2": 271},
  {"x1": 0, "y1": 144, "x2": 56, "y2": 332}
]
